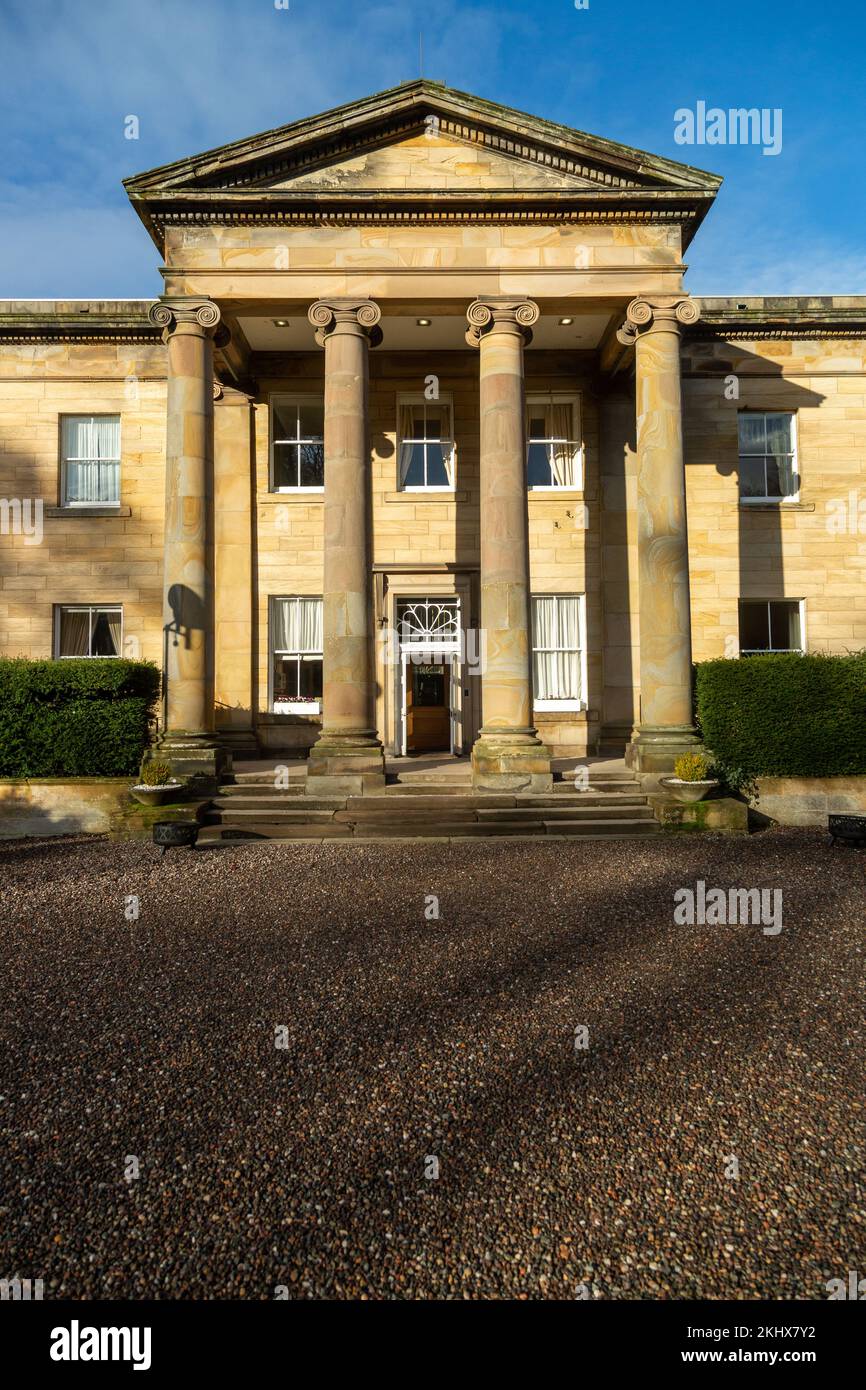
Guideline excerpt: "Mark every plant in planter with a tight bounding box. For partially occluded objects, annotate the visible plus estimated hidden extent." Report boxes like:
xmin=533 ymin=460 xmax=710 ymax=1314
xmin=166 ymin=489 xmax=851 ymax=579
xmin=659 ymin=751 xmax=720 ymax=803
xmin=130 ymin=759 xmax=183 ymax=807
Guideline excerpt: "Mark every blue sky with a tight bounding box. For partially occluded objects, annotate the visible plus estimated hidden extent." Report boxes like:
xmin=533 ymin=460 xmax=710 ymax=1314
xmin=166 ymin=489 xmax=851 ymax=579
xmin=1 ymin=0 xmax=864 ymax=298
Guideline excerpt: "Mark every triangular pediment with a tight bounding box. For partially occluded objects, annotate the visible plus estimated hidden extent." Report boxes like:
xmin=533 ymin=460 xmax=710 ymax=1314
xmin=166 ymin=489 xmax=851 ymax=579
xmin=259 ymin=129 xmax=604 ymax=194
xmin=124 ymin=80 xmax=721 ymax=248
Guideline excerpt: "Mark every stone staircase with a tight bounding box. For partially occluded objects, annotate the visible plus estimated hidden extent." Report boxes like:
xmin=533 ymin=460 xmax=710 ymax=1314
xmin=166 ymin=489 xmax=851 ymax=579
xmin=198 ymin=766 xmax=661 ymax=842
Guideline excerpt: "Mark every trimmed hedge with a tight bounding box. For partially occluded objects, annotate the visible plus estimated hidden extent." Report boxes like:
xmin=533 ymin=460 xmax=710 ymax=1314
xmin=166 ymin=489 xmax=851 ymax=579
xmin=0 ymin=659 xmax=160 ymax=777
xmin=695 ymin=651 xmax=866 ymax=778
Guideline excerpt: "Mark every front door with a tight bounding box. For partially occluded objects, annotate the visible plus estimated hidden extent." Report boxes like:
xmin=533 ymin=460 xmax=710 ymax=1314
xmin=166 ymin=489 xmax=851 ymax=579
xmin=406 ymin=660 xmax=450 ymax=752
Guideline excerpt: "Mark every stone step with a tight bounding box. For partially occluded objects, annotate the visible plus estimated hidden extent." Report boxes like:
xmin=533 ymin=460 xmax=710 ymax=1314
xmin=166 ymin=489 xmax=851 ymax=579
xmin=219 ymin=783 xmax=305 ymax=797
xmin=202 ymin=808 xmax=337 ymax=825
xmin=513 ymin=793 xmax=647 ymax=808
xmin=211 ymin=795 xmax=344 ymax=811
xmin=200 ymin=822 xmax=351 ymax=841
xmin=229 ymin=770 xmax=307 ymax=785
xmin=544 ymin=817 xmax=660 ymax=836
xmin=477 ymin=804 xmax=655 ymax=822
xmin=199 ymin=816 xmax=660 ymax=842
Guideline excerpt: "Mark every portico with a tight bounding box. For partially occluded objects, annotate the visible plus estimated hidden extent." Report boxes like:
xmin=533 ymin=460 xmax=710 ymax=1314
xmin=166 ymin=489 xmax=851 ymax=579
xmin=122 ymin=80 xmax=721 ymax=790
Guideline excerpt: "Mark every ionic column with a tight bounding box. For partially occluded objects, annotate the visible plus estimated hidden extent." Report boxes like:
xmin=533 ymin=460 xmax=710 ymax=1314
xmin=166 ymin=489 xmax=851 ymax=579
xmin=148 ymin=296 xmax=227 ymax=787
xmin=466 ymin=298 xmax=552 ymax=792
xmin=616 ymin=295 xmax=701 ymax=772
xmin=305 ymin=299 xmax=385 ymax=797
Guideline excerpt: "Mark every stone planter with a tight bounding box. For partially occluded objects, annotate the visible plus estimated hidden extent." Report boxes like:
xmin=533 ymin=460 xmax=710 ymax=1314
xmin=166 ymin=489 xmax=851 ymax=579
xmin=130 ymin=784 xmax=183 ymax=807
xmin=659 ymin=777 xmax=720 ymax=804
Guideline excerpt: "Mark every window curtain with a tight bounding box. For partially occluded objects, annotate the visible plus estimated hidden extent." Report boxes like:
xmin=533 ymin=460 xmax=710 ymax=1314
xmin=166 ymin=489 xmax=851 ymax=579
xmin=107 ymin=612 xmax=122 ymax=656
xmin=532 ymin=596 xmax=580 ymax=701
xmin=63 ymin=416 xmax=120 ymax=503
xmin=398 ymin=403 xmax=418 ymax=487
xmin=548 ymin=403 xmax=576 ymax=487
xmin=273 ymin=597 xmax=323 ymax=653
xmin=60 ymin=609 xmax=90 ymax=656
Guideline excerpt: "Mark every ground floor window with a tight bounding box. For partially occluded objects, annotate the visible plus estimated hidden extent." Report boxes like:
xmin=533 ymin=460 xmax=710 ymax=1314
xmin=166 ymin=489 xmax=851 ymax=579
xmin=739 ymin=599 xmax=804 ymax=654
xmin=531 ymin=594 xmax=584 ymax=709
xmin=271 ymin=596 xmax=323 ymax=712
xmin=54 ymin=604 xmax=122 ymax=657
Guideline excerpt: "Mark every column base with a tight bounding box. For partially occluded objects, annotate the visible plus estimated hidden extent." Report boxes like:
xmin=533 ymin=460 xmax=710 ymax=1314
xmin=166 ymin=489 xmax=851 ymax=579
xmin=145 ymin=732 xmax=231 ymax=795
xmin=305 ymin=733 xmax=386 ymax=797
xmin=626 ymin=724 xmax=701 ymax=775
xmin=471 ymin=729 xmax=553 ymax=793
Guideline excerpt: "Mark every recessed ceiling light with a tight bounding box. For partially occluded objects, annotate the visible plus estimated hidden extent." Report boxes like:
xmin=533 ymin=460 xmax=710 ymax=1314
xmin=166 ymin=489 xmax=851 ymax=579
xmin=559 ymin=317 xmax=574 ymax=326
xmin=272 ymin=318 xmax=290 ymax=328
xmin=416 ymin=318 xmax=432 ymax=327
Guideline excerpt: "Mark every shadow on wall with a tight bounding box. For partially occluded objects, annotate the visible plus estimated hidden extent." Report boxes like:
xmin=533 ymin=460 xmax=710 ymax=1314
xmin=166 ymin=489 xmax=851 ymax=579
xmin=690 ymin=340 xmax=826 ymax=657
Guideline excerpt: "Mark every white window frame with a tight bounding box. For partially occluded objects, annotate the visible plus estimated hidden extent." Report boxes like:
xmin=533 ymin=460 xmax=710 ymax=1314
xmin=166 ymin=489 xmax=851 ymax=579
xmin=269 ymin=595 xmax=324 ymax=713
xmin=737 ymin=410 xmax=800 ymax=503
xmin=53 ymin=604 xmax=123 ymax=658
xmin=269 ymin=394 xmax=325 ymax=494
xmin=396 ymin=394 xmax=456 ymax=492
xmin=60 ymin=414 xmax=121 ymax=508
xmin=531 ymin=593 xmax=587 ymax=712
xmin=525 ymin=394 xmax=583 ymax=492
xmin=738 ymin=599 xmax=806 ymax=655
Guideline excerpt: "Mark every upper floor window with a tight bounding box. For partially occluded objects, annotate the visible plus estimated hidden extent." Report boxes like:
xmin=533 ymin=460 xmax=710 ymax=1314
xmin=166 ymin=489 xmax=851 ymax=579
xmin=61 ymin=415 xmax=120 ymax=506
xmin=738 ymin=412 xmax=799 ymax=501
xmin=55 ymin=604 xmax=122 ymax=658
xmin=271 ymin=596 xmax=323 ymax=712
xmin=398 ymin=397 xmax=454 ymax=490
xmin=739 ymin=600 xmax=804 ymax=655
xmin=531 ymin=594 xmax=585 ymax=710
xmin=526 ymin=396 xmax=582 ymax=490
xmin=271 ymin=396 xmax=324 ymax=491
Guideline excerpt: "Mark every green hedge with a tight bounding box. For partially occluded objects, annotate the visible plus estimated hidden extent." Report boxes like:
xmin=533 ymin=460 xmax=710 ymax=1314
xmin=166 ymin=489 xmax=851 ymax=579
xmin=0 ymin=659 xmax=160 ymax=777
xmin=695 ymin=652 xmax=866 ymax=778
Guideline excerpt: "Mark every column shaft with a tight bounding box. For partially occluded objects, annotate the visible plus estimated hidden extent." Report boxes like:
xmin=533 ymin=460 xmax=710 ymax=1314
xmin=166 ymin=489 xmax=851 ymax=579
xmin=305 ymin=299 xmax=385 ymax=796
xmin=147 ymin=297 xmax=227 ymax=786
xmin=466 ymin=298 xmax=552 ymax=792
xmin=617 ymin=295 xmax=701 ymax=772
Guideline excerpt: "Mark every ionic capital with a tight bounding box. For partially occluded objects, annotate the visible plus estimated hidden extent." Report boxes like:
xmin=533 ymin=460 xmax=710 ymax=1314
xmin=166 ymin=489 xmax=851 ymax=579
xmin=149 ymin=298 xmax=222 ymax=339
xmin=465 ymin=297 xmax=540 ymax=347
xmin=308 ymin=299 xmax=382 ymax=348
xmin=616 ymin=295 xmax=700 ymax=346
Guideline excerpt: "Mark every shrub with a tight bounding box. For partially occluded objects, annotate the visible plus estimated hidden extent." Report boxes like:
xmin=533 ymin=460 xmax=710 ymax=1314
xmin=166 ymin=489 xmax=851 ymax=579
xmin=139 ymin=760 xmax=173 ymax=787
xmin=673 ymin=751 xmax=713 ymax=782
xmin=0 ymin=659 xmax=160 ymax=777
xmin=695 ymin=652 xmax=866 ymax=778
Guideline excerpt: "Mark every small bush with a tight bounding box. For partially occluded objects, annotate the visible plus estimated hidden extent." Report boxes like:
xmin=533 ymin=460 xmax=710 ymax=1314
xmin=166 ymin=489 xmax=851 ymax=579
xmin=695 ymin=652 xmax=866 ymax=778
xmin=139 ymin=760 xmax=173 ymax=787
xmin=673 ymin=751 xmax=713 ymax=782
xmin=0 ymin=658 xmax=160 ymax=777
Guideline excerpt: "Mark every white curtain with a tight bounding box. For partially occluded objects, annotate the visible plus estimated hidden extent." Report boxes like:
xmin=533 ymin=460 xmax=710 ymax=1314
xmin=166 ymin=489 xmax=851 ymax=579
xmin=60 ymin=609 xmax=90 ymax=656
xmin=63 ymin=416 xmax=120 ymax=503
xmin=549 ymin=403 xmax=576 ymax=487
xmin=532 ymin=596 xmax=580 ymax=701
xmin=273 ymin=597 xmax=322 ymax=653
xmin=107 ymin=612 xmax=122 ymax=656
xmin=398 ymin=403 xmax=417 ymax=486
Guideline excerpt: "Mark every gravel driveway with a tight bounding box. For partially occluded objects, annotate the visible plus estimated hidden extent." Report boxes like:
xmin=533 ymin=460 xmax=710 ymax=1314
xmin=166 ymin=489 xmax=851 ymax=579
xmin=1 ymin=829 xmax=863 ymax=1299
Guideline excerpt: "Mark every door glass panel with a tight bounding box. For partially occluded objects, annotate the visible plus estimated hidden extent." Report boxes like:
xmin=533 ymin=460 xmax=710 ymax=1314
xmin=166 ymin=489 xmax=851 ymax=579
xmin=413 ymin=664 xmax=446 ymax=706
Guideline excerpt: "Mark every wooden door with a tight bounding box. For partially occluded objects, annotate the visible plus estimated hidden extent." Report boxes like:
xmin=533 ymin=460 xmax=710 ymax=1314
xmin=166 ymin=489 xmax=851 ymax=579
xmin=406 ymin=661 xmax=450 ymax=752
